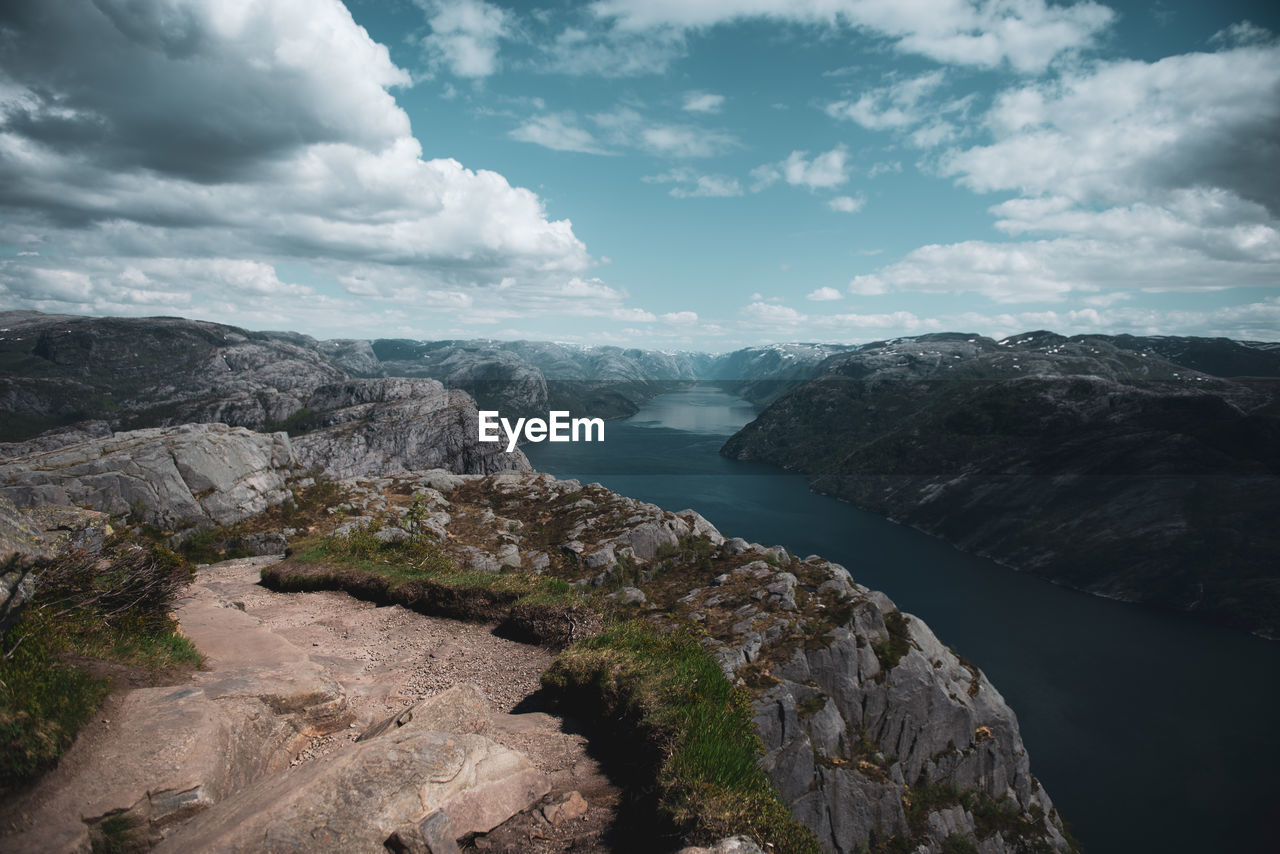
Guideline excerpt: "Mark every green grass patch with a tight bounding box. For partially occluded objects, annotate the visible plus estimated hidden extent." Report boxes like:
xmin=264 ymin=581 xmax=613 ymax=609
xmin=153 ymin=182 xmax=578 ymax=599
xmin=1 ymin=538 xmax=201 ymax=791
xmin=541 ymin=621 xmax=821 ymax=853
xmin=271 ymin=530 xmax=599 ymax=646
xmin=873 ymin=609 xmax=912 ymax=671
xmin=90 ymin=811 xmax=144 ymax=854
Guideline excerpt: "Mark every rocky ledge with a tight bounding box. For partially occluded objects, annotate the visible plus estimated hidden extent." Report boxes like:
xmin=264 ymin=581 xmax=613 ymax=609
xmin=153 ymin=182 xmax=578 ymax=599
xmin=252 ymin=470 xmax=1073 ymax=853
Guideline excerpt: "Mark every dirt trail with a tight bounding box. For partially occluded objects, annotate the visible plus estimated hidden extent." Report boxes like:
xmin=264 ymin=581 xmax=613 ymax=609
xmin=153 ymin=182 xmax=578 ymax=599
xmin=2 ymin=556 xmax=622 ymax=852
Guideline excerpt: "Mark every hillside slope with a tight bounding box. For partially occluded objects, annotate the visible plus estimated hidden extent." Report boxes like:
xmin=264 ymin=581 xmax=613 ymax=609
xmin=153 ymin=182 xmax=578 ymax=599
xmin=723 ymin=332 xmax=1280 ymax=637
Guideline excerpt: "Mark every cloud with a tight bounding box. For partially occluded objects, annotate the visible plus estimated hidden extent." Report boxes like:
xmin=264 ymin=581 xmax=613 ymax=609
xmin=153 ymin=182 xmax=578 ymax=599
xmin=848 ymin=233 xmax=1278 ymax=304
xmin=589 ymin=0 xmax=1114 ymax=73
xmin=683 ymin=91 xmax=726 ymax=113
xmin=828 ymin=195 xmax=865 ymax=213
xmin=754 ymin=145 xmax=850 ymax=190
xmin=1209 ymin=21 xmax=1274 ymax=49
xmin=416 ymin=0 xmax=511 ymax=78
xmin=541 ymin=24 xmax=685 ymax=76
xmin=590 ymin=107 xmax=738 ymax=158
xmin=941 ymin=45 xmax=1280 ymax=213
xmin=807 ymin=286 xmax=844 ymax=301
xmin=510 ymin=114 xmax=610 ymax=154
xmin=826 ymin=70 xmax=947 ymax=130
xmin=0 ymin=0 xmax=606 ymax=332
xmin=837 ymin=43 xmax=1277 ymax=304
xmin=661 ymin=311 xmax=699 ymax=324
xmin=742 ymin=301 xmax=806 ymax=325
xmin=643 ymin=168 xmax=743 ymax=198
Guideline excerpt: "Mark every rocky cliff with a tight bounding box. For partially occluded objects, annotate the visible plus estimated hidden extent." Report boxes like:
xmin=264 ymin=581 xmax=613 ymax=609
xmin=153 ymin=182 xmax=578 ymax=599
xmin=248 ymin=470 xmax=1073 ymax=853
xmin=293 ymin=378 xmax=530 ymax=479
xmin=722 ymin=332 xmax=1280 ymax=637
xmin=0 ymin=423 xmax=297 ymax=527
xmin=0 ymin=311 xmax=351 ymax=439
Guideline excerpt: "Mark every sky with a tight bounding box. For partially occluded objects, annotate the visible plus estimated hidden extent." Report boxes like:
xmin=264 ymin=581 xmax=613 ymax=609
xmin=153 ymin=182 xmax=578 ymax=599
xmin=1 ymin=0 xmax=1278 ymax=351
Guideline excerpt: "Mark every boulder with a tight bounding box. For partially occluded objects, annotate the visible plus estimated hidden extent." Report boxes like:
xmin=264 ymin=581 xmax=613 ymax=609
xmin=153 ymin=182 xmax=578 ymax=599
xmin=0 ymin=424 xmax=295 ymax=527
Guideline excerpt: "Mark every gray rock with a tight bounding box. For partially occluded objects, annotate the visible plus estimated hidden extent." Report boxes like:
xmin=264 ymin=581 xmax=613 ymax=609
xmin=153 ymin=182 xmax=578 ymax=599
xmin=375 ymin=527 xmax=412 ymax=545
xmin=676 ymin=509 xmax=725 ymax=546
xmin=723 ymin=537 xmax=752 ymax=555
xmin=606 ymin=587 xmax=647 ymax=606
xmin=294 ymin=379 xmax=530 ymax=480
xmin=676 ymin=836 xmax=766 ymax=854
xmin=154 ymin=729 xmax=548 ymax=853
xmin=582 ymin=545 xmax=616 ymax=570
xmin=0 ymin=423 xmax=295 ymax=527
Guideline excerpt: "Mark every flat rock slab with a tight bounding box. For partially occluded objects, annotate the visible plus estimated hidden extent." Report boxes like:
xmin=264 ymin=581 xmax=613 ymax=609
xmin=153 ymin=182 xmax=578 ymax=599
xmin=154 ymin=727 xmax=548 ymax=853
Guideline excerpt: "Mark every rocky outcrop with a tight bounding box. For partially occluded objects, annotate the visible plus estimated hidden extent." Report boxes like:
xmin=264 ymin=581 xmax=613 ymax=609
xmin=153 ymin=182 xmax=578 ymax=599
xmin=0 ymin=423 xmax=296 ymax=527
xmin=723 ymin=332 xmax=1280 ymax=638
xmin=2 ymin=557 xmax=551 ymax=854
xmin=0 ymin=312 xmax=350 ymax=439
xmin=302 ymin=471 xmax=1072 ymax=853
xmin=293 ymin=379 xmax=530 ymax=479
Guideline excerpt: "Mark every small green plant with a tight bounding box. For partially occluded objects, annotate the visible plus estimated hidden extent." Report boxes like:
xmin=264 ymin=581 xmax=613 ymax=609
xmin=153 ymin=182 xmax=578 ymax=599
xmin=91 ymin=811 xmax=143 ymax=854
xmin=873 ymin=610 xmax=912 ymax=671
xmin=542 ymin=621 xmax=821 ymax=852
xmin=1 ymin=536 xmax=199 ymax=790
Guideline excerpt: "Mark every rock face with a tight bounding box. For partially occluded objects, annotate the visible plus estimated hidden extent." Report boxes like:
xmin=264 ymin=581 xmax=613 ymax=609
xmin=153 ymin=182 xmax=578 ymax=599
xmin=318 ymin=471 xmax=1072 ymax=853
xmin=2 ymin=558 xmax=551 ymax=854
xmin=293 ymin=379 xmax=530 ymax=479
xmin=0 ymin=423 xmax=296 ymax=527
xmin=723 ymin=331 xmax=1280 ymax=638
xmin=0 ymin=311 xmax=349 ymax=439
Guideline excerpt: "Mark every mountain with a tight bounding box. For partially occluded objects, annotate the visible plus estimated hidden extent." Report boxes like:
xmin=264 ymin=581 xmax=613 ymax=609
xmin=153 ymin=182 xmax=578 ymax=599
xmin=0 ymin=311 xmax=352 ymax=439
xmin=722 ymin=331 xmax=1280 ymax=637
xmin=0 ymin=312 xmax=856 ymax=440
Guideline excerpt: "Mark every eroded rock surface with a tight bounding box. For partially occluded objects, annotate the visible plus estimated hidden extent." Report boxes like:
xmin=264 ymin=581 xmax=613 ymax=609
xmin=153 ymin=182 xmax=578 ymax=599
xmin=0 ymin=424 xmax=295 ymax=527
xmin=294 ymin=378 xmax=529 ymax=479
xmin=0 ymin=556 xmax=584 ymax=853
xmin=276 ymin=471 xmax=1073 ymax=854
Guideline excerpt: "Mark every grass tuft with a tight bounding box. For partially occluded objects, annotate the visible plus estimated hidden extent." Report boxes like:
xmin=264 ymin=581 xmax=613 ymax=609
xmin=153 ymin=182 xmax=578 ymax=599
xmin=542 ymin=621 xmax=821 ymax=853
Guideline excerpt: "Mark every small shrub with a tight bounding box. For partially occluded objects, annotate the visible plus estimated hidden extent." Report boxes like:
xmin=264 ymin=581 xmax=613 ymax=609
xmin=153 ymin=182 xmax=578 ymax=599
xmin=873 ymin=610 xmax=912 ymax=671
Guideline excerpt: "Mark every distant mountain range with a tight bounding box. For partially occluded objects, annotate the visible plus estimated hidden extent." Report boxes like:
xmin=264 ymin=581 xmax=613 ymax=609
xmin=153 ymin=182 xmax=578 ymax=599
xmin=722 ymin=331 xmax=1280 ymax=637
xmin=0 ymin=311 xmax=848 ymax=439
xmin=4 ymin=311 xmax=1278 ymax=636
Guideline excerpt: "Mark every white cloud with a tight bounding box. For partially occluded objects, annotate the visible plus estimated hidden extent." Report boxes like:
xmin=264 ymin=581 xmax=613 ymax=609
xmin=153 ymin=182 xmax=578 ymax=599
xmin=843 ymin=43 xmax=1280 ymax=304
xmin=417 ymin=0 xmax=511 ymax=78
xmin=661 ymin=311 xmax=699 ymax=324
xmin=510 ymin=114 xmax=610 ymax=154
xmin=683 ymin=91 xmax=726 ymax=113
xmin=0 ymin=0 xmax=610 ymax=332
xmin=1209 ymin=21 xmax=1274 ymax=49
xmin=589 ymin=0 xmax=1114 ymax=73
xmin=828 ymin=195 xmax=865 ymax=213
xmin=644 ymin=168 xmax=743 ymax=198
xmin=742 ymin=301 xmax=805 ymax=324
xmin=755 ymin=145 xmax=850 ymax=191
xmin=848 ymin=234 xmax=1278 ymax=304
xmin=941 ymin=45 xmax=1280 ymax=211
xmin=827 ymin=70 xmax=947 ymax=130
xmin=542 ymin=24 xmax=685 ymax=76
xmin=640 ymin=125 xmax=738 ymax=158
xmin=807 ymin=286 xmax=844 ymax=301
xmin=590 ymin=107 xmax=738 ymax=158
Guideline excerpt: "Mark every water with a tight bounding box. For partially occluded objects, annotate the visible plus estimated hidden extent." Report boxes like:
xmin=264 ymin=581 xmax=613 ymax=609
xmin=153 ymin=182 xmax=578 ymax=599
xmin=525 ymin=386 xmax=1280 ymax=853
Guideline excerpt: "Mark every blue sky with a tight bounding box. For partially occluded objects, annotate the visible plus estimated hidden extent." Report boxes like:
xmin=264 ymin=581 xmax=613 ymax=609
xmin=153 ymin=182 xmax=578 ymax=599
xmin=1 ymin=0 xmax=1278 ymax=349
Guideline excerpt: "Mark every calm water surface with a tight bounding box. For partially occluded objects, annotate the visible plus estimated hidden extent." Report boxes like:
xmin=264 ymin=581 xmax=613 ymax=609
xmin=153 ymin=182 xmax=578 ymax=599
xmin=525 ymin=386 xmax=1280 ymax=853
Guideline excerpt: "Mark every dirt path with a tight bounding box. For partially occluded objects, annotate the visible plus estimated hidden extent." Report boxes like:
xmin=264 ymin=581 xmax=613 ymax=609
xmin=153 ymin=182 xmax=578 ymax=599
xmin=204 ymin=557 xmax=624 ymax=851
xmin=2 ymin=556 xmax=623 ymax=852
